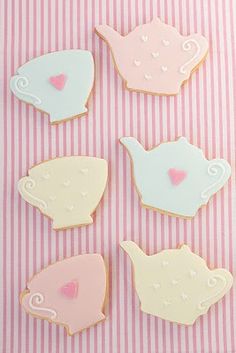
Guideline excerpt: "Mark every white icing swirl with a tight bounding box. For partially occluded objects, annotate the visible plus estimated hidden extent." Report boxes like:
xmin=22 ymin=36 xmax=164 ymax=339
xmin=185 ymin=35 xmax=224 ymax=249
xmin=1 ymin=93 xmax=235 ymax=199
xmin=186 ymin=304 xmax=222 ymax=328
xmin=179 ymin=39 xmax=201 ymax=74
xmin=13 ymin=76 xmax=42 ymax=105
xmin=201 ymin=162 xmax=226 ymax=200
xmin=29 ymin=292 xmax=57 ymax=319
xmin=198 ymin=275 xmax=227 ymax=310
xmin=21 ymin=177 xmax=47 ymax=210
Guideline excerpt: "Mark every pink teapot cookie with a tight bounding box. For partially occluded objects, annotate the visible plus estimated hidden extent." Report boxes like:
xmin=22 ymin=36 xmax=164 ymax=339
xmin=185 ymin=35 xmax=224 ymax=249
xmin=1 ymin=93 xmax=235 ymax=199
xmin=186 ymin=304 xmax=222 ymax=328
xmin=20 ymin=254 xmax=107 ymax=335
xmin=96 ymin=18 xmax=208 ymax=95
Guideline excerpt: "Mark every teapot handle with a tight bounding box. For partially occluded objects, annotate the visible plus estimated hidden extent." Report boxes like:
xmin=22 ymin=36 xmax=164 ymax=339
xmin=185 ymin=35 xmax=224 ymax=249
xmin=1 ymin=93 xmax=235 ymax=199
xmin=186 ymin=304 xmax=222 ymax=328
xmin=198 ymin=270 xmax=232 ymax=311
xmin=200 ymin=159 xmax=231 ymax=200
xmin=18 ymin=176 xmax=48 ymax=210
xmin=10 ymin=74 xmax=42 ymax=105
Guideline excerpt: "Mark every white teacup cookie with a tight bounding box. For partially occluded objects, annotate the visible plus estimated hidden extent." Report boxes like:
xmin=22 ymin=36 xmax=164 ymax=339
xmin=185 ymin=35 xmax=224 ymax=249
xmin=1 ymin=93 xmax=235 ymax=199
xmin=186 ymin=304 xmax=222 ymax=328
xmin=96 ymin=18 xmax=208 ymax=95
xmin=18 ymin=156 xmax=108 ymax=230
xmin=120 ymin=136 xmax=231 ymax=218
xmin=121 ymin=241 xmax=233 ymax=325
xmin=10 ymin=50 xmax=94 ymax=124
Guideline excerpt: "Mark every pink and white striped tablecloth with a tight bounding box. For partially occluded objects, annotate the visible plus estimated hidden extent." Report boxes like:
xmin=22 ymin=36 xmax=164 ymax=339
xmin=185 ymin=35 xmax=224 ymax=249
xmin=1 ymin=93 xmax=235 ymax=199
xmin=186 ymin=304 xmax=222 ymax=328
xmin=0 ymin=1 xmax=236 ymax=352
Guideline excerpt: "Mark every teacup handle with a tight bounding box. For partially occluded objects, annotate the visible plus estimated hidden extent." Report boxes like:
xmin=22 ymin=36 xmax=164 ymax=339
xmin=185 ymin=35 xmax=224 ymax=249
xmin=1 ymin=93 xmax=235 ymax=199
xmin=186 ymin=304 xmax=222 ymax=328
xmin=200 ymin=159 xmax=231 ymax=200
xmin=198 ymin=273 xmax=228 ymax=311
xmin=18 ymin=176 xmax=47 ymax=210
xmin=28 ymin=292 xmax=57 ymax=319
xmin=10 ymin=75 xmax=42 ymax=105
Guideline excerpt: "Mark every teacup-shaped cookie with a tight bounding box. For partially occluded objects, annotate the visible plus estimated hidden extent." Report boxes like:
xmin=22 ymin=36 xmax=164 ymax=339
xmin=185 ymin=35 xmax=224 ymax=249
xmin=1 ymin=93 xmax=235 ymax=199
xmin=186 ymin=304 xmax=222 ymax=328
xmin=10 ymin=50 xmax=94 ymax=124
xmin=121 ymin=241 xmax=233 ymax=325
xmin=20 ymin=254 xmax=107 ymax=335
xmin=18 ymin=156 xmax=108 ymax=230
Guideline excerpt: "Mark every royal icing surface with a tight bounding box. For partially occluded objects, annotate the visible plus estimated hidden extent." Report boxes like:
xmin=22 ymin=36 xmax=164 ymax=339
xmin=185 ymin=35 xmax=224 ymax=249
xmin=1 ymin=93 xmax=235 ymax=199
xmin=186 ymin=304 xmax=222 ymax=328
xmin=96 ymin=18 xmax=208 ymax=95
xmin=120 ymin=136 xmax=231 ymax=218
xmin=21 ymin=254 xmax=106 ymax=335
xmin=10 ymin=50 xmax=94 ymax=124
xmin=121 ymin=241 xmax=233 ymax=325
xmin=18 ymin=156 xmax=108 ymax=230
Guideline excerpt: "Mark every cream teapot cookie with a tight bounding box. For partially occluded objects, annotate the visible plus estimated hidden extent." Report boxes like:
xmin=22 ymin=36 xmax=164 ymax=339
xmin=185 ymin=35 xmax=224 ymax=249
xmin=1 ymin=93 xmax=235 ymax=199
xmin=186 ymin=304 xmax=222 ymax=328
xmin=120 ymin=136 xmax=231 ymax=218
xmin=20 ymin=253 xmax=107 ymax=335
xmin=18 ymin=156 xmax=108 ymax=230
xmin=121 ymin=241 xmax=233 ymax=325
xmin=96 ymin=18 xmax=208 ymax=95
xmin=10 ymin=50 xmax=94 ymax=124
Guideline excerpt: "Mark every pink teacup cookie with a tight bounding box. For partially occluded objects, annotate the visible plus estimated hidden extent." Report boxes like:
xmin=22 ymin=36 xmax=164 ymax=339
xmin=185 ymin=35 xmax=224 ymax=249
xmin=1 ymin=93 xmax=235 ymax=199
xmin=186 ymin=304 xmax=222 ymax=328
xmin=20 ymin=254 xmax=107 ymax=335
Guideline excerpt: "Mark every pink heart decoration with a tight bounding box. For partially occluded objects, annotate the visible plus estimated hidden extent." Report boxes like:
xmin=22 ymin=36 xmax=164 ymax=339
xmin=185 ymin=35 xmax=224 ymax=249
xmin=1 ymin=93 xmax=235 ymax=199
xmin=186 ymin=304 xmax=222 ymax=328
xmin=49 ymin=74 xmax=67 ymax=90
xmin=168 ymin=168 xmax=187 ymax=186
xmin=60 ymin=280 xmax=78 ymax=299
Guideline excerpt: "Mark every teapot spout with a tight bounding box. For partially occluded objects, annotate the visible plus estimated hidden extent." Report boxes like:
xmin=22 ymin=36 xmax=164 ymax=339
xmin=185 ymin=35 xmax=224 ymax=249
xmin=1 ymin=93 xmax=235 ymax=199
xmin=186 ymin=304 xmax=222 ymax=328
xmin=95 ymin=25 xmax=123 ymax=47
xmin=120 ymin=241 xmax=146 ymax=265
xmin=120 ymin=137 xmax=146 ymax=162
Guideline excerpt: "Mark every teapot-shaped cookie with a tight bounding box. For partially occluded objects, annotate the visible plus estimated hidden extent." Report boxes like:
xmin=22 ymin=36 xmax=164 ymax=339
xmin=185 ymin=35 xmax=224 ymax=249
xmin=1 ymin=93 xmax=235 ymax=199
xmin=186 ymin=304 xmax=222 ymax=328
xmin=121 ymin=241 xmax=233 ymax=325
xmin=96 ymin=18 xmax=208 ymax=95
xmin=20 ymin=254 xmax=107 ymax=335
xmin=18 ymin=156 xmax=108 ymax=230
xmin=120 ymin=136 xmax=231 ymax=218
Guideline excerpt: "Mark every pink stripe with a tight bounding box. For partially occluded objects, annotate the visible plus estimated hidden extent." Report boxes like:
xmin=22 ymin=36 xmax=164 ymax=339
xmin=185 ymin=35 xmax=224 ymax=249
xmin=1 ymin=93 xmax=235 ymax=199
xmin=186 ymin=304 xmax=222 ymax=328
xmin=227 ymin=1 xmax=236 ymax=351
xmin=10 ymin=0 xmax=16 ymax=352
xmin=1 ymin=1 xmax=236 ymax=353
xmin=17 ymin=2 xmax=23 ymax=352
xmin=2 ymin=0 xmax=8 ymax=352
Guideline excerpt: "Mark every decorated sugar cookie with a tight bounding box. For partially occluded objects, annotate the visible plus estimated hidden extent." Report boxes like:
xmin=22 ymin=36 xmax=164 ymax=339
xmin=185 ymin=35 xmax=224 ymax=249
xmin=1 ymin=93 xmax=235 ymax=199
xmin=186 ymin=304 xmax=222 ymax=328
xmin=96 ymin=18 xmax=208 ymax=95
xmin=20 ymin=254 xmax=107 ymax=335
xmin=18 ymin=156 xmax=108 ymax=230
xmin=10 ymin=50 xmax=94 ymax=124
xmin=120 ymin=137 xmax=231 ymax=218
xmin=121 ymin=241 xmax=233 ymax=325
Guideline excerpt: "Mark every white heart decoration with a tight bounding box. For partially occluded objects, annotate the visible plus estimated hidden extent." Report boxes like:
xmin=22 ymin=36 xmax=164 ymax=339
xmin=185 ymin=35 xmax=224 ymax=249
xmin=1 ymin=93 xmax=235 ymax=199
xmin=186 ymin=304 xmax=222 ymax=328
xmin=161 ymin=66 xmax=168 ymax=72
xmin=134 ymin=60 xmax=141 ymax=67
xmin=152 ymin=52 xmax=159 ymax=58
xmin=141 ymin=35 xmax=148 ymax=42
xmin=162 ymin=39 xmax=170 ymax=46
xmin=144 ymin=74 xmax=152 ymax=80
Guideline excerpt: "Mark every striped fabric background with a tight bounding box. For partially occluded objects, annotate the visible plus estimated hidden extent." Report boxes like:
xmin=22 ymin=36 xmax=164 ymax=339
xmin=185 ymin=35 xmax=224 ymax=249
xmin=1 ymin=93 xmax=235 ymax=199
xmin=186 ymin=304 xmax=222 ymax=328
xmin=0 ymin=0 xmax=236 ymax=352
